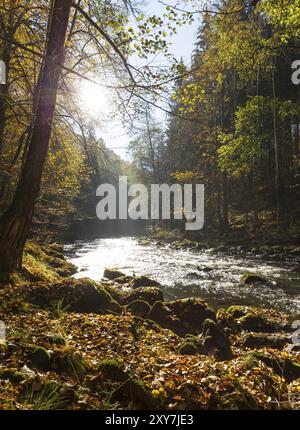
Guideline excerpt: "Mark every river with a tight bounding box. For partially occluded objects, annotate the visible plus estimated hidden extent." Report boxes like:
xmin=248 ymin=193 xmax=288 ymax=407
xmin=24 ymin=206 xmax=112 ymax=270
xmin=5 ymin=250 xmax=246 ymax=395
xmin=65 ymin=237 xmax=300 ymax=315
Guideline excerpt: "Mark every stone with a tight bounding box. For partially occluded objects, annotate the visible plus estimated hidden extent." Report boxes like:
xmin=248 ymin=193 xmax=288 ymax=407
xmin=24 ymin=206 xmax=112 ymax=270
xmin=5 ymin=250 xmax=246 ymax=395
xmin=104 ymin=269 xmax=126 ymax=281
xmin=123 ymin=287 xmax=164 ymax=306
xmin=149 ymin=298 xmax=216 ymax=336
xmin=131 ymin=276 xmax=161 ymax=289
xmin=27 ymin=278 xmax=121 ymax=314
xmin=126 ymin=300 xmax=151 ymax=318
xmin=202 ymin=319 xmax=233 ymax=361
xmin=241 ymin=273 xmax=270 ymax=286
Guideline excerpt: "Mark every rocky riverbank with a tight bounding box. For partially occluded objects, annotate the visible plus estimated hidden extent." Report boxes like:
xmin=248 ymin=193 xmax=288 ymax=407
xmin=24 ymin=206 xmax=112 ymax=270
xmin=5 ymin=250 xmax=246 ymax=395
xmin=0 ymin=241 xmax=300 ymax=410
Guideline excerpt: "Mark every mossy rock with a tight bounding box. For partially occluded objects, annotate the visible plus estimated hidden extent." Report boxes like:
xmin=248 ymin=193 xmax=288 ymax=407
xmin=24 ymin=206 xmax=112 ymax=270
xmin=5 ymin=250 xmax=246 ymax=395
xmin=238 ymin=313 xmax=278 ymax=333
xmin=104 ymin=269 xmax=126 ymax=281
xmin=241 ymin=273 xmax=269 ymax=286
xmin=227 ymin=305 xmax=248 ymax=319
xmin=103 ymin=285 xmax=125 ymax=304
xmin=98 ymin=359 xmax=127 ymax=382
xmin=246 ymin=352 xmax=300 ymax=383
xmin=126 ymin=300 xmax=151 ymax=318
xmin=27 ymin=278 xmax=121 ymax=315
xmin=131 ymin=276 xmax=162 ymax=289
xmin=149 ymin=298 xmax=216 ymax=336
xmin=114 ymin=276 xmax=134 ymax=285
xmin=28 ymin=347 xmax=52 ymax=371
xmin=202 ymin=319 xmax=233 ymax=361
xmin=98 ymin=359 xmax=157 ymax=409
xmin=124 ymin=287 xmax=164 ymax=306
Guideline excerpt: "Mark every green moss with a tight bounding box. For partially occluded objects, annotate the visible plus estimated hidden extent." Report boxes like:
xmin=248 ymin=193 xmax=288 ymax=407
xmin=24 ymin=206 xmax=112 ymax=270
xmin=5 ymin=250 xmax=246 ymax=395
xmin=227 ymin=306 xmax=248 ymax=319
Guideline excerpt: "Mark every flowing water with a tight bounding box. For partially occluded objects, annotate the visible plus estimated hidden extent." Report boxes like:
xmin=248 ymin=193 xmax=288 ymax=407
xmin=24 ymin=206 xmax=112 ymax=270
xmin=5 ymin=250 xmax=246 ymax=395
xmin=65 ymin=237 xmax=300 ymax=315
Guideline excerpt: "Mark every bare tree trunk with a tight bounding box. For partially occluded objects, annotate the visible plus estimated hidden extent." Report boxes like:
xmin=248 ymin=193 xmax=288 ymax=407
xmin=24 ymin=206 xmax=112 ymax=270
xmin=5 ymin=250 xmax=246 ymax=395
xmin=0 ymin=0 xmax=72 ymax=273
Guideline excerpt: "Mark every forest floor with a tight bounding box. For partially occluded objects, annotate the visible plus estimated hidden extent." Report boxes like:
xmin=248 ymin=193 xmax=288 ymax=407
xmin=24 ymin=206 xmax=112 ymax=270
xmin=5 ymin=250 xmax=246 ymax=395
xmin=0 ymin=240 xmax=300 ymax=410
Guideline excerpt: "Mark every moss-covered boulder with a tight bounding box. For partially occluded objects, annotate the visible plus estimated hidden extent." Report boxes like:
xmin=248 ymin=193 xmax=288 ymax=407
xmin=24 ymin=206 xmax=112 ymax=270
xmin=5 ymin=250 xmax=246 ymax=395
xmin=238 ymin=313 xmax=279 ymax=333
xmin=98 ymin=359 xmax=157 ymax=409
xmin=241 ymin=273 xmax=270 ymax=286
xmin=149 ymin=298 xmax=216 ymax=336
xmin=26 ymin=278 xmax=121 ymax=314
xmin=131 ymin=276 xmax=162 ymax=289
xmin=202 ymin=319 xmax=233 ymax=361
xmin=123 ymin=287 xmax=164 ymax=306
xmin=126 ymin=300 xmax=151 ymax=318
xmin=28 ymin=347 xmax=52 ymax=371
xmin=103 ymin=269 xmax=126 ymax=281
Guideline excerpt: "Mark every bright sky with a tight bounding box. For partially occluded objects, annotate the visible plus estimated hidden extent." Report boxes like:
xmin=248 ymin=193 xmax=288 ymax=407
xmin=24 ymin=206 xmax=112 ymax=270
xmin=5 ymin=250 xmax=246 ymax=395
xmin=98 ymin=0 xmax=200 ymax=160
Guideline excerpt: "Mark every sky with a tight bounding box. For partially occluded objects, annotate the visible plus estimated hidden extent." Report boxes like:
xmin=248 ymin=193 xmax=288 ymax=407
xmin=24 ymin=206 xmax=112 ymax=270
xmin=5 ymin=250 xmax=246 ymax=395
xmin=98 ymin=0 xmax=200 ymax=161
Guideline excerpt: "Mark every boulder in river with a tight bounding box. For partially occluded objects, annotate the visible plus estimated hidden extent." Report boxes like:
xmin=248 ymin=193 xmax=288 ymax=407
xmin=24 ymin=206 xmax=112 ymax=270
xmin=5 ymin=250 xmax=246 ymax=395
xmin=149 ymin=298 xmax=216 ymax=336
xmin=241 ymin=273 xmax=270 ymax=286
xmin=103 ymin=269 xmax=126 ymax=281
xmin=131 ymin=276 xmax=162 ymax=289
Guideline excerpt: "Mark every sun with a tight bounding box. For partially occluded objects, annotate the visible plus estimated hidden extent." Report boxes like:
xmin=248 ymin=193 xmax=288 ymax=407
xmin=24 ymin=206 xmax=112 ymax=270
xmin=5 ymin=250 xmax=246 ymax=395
xmin=78 ymin=79 xmax=110 ymax=117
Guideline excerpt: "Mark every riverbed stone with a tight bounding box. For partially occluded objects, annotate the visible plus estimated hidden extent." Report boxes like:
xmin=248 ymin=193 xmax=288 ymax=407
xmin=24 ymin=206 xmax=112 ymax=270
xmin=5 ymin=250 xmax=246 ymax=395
xmin=241 ymin=273 xmax=270 ymax=286
xmin=104 ymin=269 xmax=126 ymax=281
xmin=149 ymin=298 xmax=216 ymax=336
xmin=131 ymin=276 xmax=162 ymax=289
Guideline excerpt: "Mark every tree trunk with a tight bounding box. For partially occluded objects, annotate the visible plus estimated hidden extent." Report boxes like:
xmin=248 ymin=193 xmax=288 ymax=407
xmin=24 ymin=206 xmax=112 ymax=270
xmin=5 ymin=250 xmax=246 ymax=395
xmin=0 ymin=0 xmax=72 ymax=274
